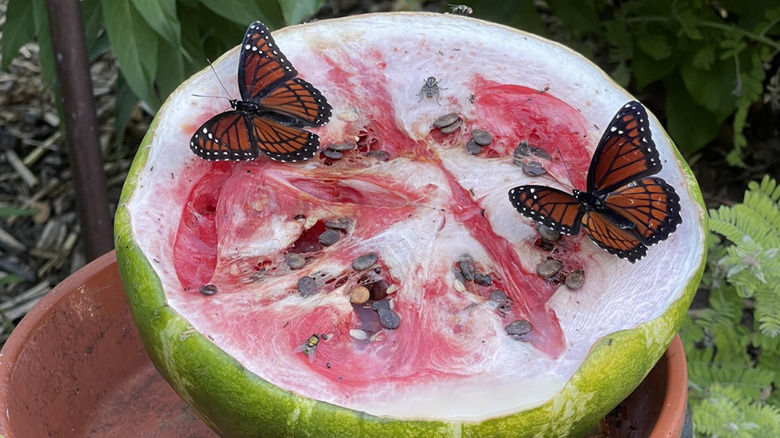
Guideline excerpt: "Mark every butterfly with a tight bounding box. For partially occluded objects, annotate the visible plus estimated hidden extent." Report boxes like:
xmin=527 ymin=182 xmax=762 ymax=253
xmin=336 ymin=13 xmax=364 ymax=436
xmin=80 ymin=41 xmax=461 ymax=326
xmin=508 ymin=101 xmax=682 ymax=262
xmin=190 ymin=21 xmax=332 ymax=162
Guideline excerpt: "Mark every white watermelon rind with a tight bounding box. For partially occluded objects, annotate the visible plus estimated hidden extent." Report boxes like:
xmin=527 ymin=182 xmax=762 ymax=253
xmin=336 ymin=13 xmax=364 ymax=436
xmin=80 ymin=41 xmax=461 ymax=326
xmin=114 ymin=12 xmax=707 ymax=437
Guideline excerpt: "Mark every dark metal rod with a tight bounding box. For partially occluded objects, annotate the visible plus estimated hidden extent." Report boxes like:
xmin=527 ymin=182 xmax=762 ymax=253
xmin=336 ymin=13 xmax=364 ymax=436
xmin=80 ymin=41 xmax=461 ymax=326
xmin=46 ymin=0 xmax=113 ymax=260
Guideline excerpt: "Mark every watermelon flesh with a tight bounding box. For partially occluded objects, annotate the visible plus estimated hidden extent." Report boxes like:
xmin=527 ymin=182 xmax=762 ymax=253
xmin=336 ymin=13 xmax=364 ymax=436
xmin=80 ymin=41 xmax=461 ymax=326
xmin=121 ymin=13 xmax=705 ymax=427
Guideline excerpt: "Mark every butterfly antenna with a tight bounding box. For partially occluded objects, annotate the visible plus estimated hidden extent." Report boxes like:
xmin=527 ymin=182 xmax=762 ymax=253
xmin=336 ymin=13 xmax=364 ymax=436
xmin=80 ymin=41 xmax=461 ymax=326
xmin=553 ymin=142 xmax=576 ymax=187
xmin=207 ymin=58 xmax=234 ymax=100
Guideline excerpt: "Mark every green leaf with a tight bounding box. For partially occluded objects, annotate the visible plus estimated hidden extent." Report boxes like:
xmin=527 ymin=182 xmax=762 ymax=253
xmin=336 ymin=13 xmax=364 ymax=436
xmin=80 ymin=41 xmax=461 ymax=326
xmin=676 ymin=9 xmax=703 ymax=40
xmin=196 ymin=0 xmax=284 ymax=30
xmin=278 ymin=0 xmax=323 ymax=25
xmin=692 ymin=44 xmax=717 ymax=70
xmin=103 ymin=0 xmax=160 ymax=109
xmin=637 ymin=33 xmax=672 ymax=60
xmin=465 ymin=0 xmax=547 ymax=36
xmin=155 ymin=40 xmax=186 ymax=103
xmin=113 ymin=73 xmax=138 ymax=149
xmin=681 ymin=58 xmax=738 ymax=122
xmin=81 ymin=0 xmax=104 ymax=52
xmin=631 ymin=50 xmax=680 ymax=90
xmin=1 ymin=0 xmax=36 ymax=70
xmin=0 ymin=206 xmax=35 ymax=217
xmin=130 ymin=0 xmax=181 ymax=46
xmin=664 ymin=76 xmax=719 ymax=154
xmin=31 ymin=0 xmax=55 ymax=86
xmin=546 ymin=0 xmax=601 ymax=35
xmin=0 ymin=274 xmax=25 ymax=287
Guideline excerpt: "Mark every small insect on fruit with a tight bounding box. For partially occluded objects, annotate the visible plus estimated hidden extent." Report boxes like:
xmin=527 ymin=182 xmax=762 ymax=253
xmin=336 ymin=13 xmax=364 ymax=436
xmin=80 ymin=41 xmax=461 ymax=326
xmin=295 ymin=334 xmax=320 ymax=363
xmin=417 ymin=76 xmax=447 ymax=105
xmin=508 ymin=101 xmax=682 ymax=262
xmin=449 ymin=4 xmax=473 ymax=15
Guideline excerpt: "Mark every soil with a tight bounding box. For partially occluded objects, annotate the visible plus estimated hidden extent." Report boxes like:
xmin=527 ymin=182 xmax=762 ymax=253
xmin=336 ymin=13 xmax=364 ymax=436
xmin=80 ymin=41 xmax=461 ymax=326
xmin=0 ymin=0 xmax=777 ymax=345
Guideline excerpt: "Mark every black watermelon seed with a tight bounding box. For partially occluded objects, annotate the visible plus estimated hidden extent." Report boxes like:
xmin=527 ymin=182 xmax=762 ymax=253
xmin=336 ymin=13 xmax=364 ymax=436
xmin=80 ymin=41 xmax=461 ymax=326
xmin=297 ymin=276 xmax=317 ymax=297
xmin=471 ymin=129 xmax=492 ymax=146
xmin=440 ymin=119 xmax=462 ymax=134
xmin=505 ymin=319 xmax=532 ymax=338
xmin=318 ymin=229 xmax=341 ymax=246
xmin=284 ymin=253 xmax=306 ymax=270
xmin=458 ymin=255 xmax=476 ymax=281
xmin=323 ymin=148 xmax=344 ymax=160
xmin=530 ymin=145 xmax=552 ymax=160
xmin=465 ymin=139 xmax=483 ymax=155
xmin=367 ymin=280 xmax=389 ymax=301
xmin=199 ymin=284 xmax=218 ymax=296
xmin=565 ymin=269 xmax=585 ymax=290
xmin=329 ymin=142 xmax=357 ymax=151
xmin=474 ymin=273 xmax=493 ymax=286
xmin=488 ymin=289 xmax=509 ymax=304
xmin=352 ymin=253 xmax=378 ymax=271
xmin=522 ymin=161 xmax=547 ymax=177
xmin=325 ymin=217 xmax=352 ymax=231
xmin=537 ymin=259 xmax=563 ymax=279
xmin=432 ymin=112 xmax=460 ymax=128
xmin=372 ymin=301 xmax=401 ymax=330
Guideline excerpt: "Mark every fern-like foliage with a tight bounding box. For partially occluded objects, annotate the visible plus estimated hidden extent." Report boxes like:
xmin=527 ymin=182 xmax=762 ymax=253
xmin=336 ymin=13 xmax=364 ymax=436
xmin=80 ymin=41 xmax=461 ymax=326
xmin=709 ymin=175 xmax=780 ymax=335
xmin=692 ymin=384 xmax=780 ymax=438
xmin=685 ymin=175 xmax=780 ymax=437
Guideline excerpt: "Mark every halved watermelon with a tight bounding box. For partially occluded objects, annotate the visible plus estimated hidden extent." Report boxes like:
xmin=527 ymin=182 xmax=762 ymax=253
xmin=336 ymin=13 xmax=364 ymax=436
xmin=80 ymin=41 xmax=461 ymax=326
xmin=115 ymin=12 xmax=706 ymax=437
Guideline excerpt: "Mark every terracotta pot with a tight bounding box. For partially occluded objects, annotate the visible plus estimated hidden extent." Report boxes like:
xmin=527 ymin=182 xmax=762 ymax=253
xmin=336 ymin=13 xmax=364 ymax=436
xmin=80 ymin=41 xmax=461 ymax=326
xmin=0 ymin=252 xmax=688 ymax=437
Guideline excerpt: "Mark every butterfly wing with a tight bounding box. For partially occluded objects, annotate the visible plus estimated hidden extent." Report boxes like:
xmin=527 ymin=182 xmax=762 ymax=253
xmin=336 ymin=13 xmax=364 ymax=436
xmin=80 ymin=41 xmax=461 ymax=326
xmin=588 ymin=101 xmax=662 ymax=195
xmin=249 ymin=116 xmax=319 ymax=162
xmin=603 ymin=177 xmax=682 ymax=245
xmin=190 ymin=111 xmax=259 ymax=161
xmin=259 ymin=77 xmax=332 ymax=127
xmin=581 ymin=210 xmax=647 ymax=262
xmin=508 ymin=185 xmax=585 ymax=235
xmin=238 ymin=21 xmax=297 ymax=101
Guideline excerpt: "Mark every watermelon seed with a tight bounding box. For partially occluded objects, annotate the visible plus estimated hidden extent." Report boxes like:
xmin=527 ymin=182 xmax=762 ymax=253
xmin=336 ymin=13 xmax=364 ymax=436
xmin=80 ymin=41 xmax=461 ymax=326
xmin=505 ymin=320 xmax=533 ymax=339
xmin=453 ymin=268 xmax=466 ymax=284
xmin=318 ymin=229 xmax=341 ymax=246
xmin=474 ymin=273 xmax=493 ymax=286
xmin=327 ymin=362 xmax=332 ymax=368
xmin=352 ymin=253 xmax=378 ymax=271
xmin=465 ymin=139 xmax=483 ymax=155
xmin=432 ymin=112 xmax=459 ymax=128
xmin=471 ymin=129 xmax=492 ymax=146
xmin=565 ymin=269 xmax=585 ymax=290
xmin=372 ymin=300 xmax=401 ymax=330
xmin=349 ymin=329 xmax=369 ymax=341
xmin=322 ymin=148 xmax=344 ymax=160
xmin=329 ymin=141 xmax=357 ymax=151
xmin=440 ymin=119 xmax=462 ymax=134
xmin=350 ymin=286 xmax=370 ymax=304
xmin=522 ymin=161 xmax=547 ymax=177
xmin=367 ymin=280 xmax=389 ymax=301
xmin=458 ymin=255 xmax=476 ymax=281
xmin=325 ymin=217 xmax=352 ymax=231
xmin=537 ymin=259 xmax=563 ymax=279
xmin=385 ymin=284 xmax=399 ymax=294
xmin=453 ymin=279 xmax=467 ymax=293
xmin=297 ymin=276 xmax=317 ymax=297
xmin=284 ymin=253 xmax=306 ymax=270
xmin=488 ymin=289 xmax=512 ymax=316
xmin=536 ymin=223 xmax=561 ymax=242
xmin=199 ymin=284 xmax=218 ymax=296
xmin=366 ymin=150 xmax=391 ymax=161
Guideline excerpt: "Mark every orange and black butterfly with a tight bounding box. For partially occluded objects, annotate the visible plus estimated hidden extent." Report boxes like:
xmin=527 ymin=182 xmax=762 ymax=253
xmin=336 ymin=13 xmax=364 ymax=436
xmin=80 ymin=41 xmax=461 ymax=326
xmin=508 ymin=101 xmax=682 ymax=262
xmin=190 ymin=21 xmax=331 ymax=162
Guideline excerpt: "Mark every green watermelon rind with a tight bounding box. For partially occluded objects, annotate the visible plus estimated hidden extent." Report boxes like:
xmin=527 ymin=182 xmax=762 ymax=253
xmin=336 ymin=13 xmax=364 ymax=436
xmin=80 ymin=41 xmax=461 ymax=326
xmin=115 ymin=112 xmax=705 ymax=438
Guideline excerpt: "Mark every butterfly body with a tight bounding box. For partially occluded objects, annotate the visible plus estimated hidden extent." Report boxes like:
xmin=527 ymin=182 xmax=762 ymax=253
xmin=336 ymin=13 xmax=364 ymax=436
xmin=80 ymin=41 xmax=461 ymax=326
xmin=509 ymin=101 xmax=682 ymax=262
xmin=190 ymin=21 xmax=331 ymax=163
